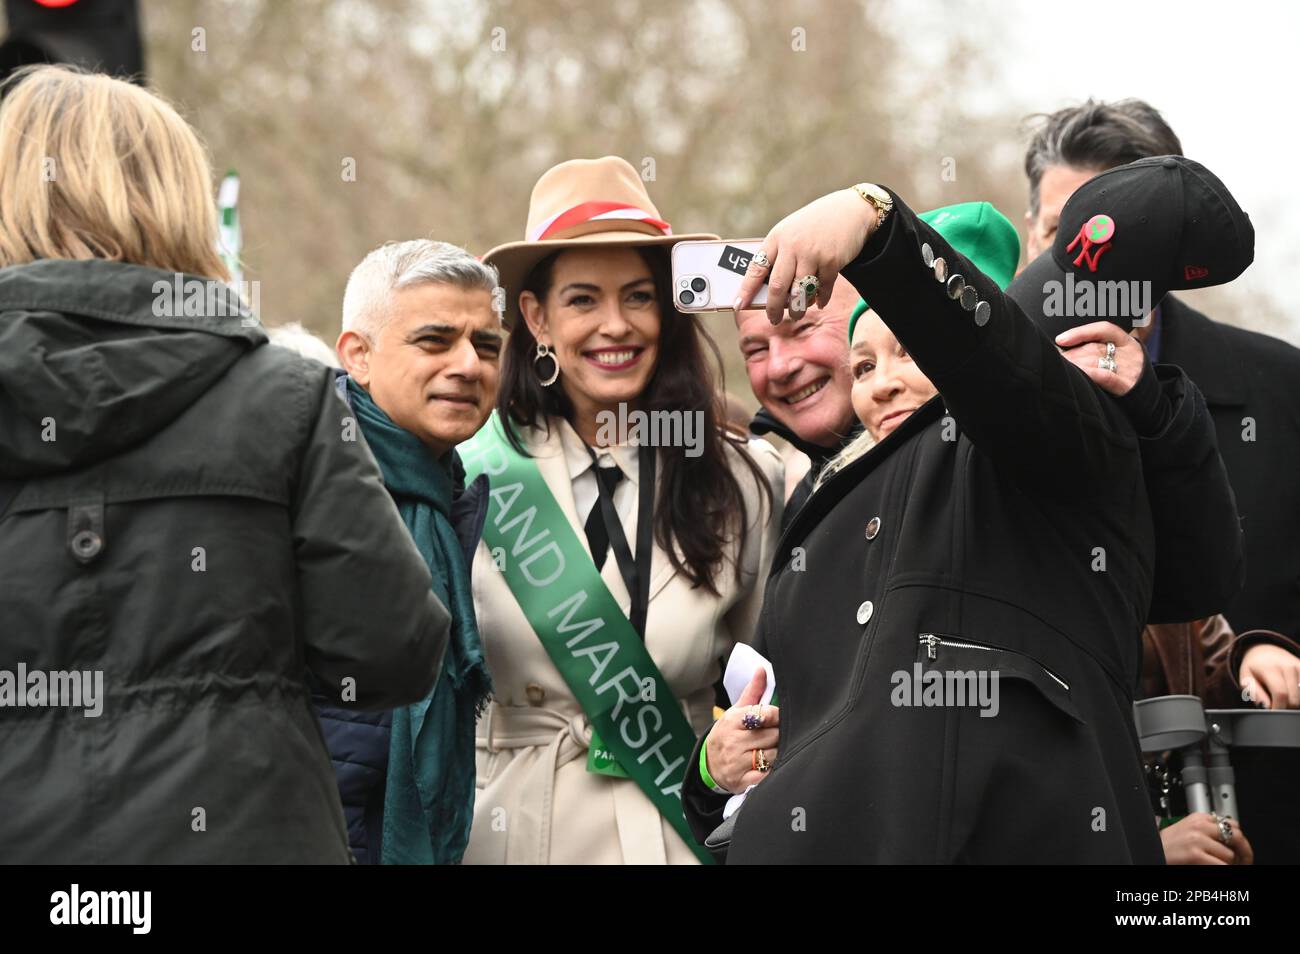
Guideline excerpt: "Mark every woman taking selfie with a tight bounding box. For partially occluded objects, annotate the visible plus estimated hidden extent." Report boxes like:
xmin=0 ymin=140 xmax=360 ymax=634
xmin=682 ymin=179 xmax=1204 ymax=863
xmin=459 ymin=157 xmax=782 ymax=864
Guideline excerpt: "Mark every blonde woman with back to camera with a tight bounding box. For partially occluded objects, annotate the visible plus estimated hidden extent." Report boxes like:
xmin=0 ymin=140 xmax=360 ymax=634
xmin=0 ymin=66 xmax=450 ymax=863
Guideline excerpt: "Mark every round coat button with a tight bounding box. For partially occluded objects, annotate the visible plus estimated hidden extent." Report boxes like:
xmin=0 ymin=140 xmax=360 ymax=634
xmin=1162 ymin=157 xmax=1178 ymax=168
xmin=525 ymin=683 xmax=546 ymax=706
xmin=864 ymin=516 xmax=881 ymax=540
xmin=921 ymin=243 xmax=935 ymax=267
xmin=960 ymin=286 xmax=978 ymax=311
xmin=946 ymin=274 xmax=964 ymax=300
xmin=974 ymin=300 xmax=991 ymax=327
xmin=856 ymin=600 xmax=874 ymax=625
xmin=933 ymin=257 xmax=947 ymax=283
xmin=71 ymin=530 xmax=102 ymax=560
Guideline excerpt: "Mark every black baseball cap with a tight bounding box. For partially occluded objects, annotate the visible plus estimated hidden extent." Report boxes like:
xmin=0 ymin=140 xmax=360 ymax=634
xmin=1008 ymin=155 xmax=1254 ymax=334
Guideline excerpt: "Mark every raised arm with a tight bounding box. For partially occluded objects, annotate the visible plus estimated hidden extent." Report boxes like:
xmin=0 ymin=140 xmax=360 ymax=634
xmin=735 ymin=187 xmax=1140 ymax=497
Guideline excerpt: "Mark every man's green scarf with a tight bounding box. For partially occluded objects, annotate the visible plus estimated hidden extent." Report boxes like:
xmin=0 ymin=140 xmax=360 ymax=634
xmin=347 ymin=378 xmax=491 ymax=864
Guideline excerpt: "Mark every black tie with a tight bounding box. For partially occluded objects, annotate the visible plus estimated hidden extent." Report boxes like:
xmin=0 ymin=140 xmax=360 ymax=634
xmin=584 ymin=460 xmax=624 ymax=570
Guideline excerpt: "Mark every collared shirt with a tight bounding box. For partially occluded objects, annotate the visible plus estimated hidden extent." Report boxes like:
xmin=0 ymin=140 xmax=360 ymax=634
xmin=556 ymin=417 xmax=639 ymax=545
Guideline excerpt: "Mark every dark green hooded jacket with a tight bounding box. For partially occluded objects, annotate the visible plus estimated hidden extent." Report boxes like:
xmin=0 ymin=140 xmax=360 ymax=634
xmin=0 ymin=259 xmax=450 ymax=863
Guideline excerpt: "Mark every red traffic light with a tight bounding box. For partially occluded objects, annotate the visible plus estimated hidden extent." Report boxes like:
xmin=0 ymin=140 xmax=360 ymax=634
xmin=1 ymin=0 xmax=143 ymax=83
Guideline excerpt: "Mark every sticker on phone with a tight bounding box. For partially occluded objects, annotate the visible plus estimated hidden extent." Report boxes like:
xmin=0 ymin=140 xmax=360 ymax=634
xmin=718 ymin=245 xmax=756 ymax=277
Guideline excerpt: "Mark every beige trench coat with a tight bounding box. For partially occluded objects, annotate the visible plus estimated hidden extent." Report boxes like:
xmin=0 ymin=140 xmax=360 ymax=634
xmin=463 ymin=416 xmax=783 ymax=864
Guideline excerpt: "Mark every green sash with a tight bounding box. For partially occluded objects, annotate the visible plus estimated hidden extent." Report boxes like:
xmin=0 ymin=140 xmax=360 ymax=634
xmin=460 ymin=413 xmax=713 ymax=864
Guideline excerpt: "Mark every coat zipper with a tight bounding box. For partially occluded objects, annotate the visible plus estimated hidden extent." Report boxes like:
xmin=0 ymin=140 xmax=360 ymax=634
xmin=918 ymin=634 xmax=1070 ymax=691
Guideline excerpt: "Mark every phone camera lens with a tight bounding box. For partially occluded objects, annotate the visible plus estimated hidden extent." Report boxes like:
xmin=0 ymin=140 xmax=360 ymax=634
xmin=690 ymin=277 xmax=707 ymax=293
xmin=678 ymin=289 xmax=695 ymax=306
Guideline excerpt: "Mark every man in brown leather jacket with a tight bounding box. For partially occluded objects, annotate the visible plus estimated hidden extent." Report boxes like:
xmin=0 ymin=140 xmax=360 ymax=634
xmin=1144 ymin=617 xmax=1300 ymax=707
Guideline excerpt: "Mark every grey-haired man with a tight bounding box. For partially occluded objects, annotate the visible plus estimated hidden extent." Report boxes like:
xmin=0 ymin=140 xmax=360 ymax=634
xmin=318 ymin=239 xmax=503 ymax=864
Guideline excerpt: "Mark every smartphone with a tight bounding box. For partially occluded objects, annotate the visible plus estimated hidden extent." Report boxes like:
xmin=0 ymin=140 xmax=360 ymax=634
xmin=670 ymin=239 xmax=769 ymax=313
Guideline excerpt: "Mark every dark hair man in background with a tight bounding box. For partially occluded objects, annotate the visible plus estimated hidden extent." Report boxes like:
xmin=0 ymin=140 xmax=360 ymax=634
xmin=1023 ymin=99 xmax=1300 ymax=863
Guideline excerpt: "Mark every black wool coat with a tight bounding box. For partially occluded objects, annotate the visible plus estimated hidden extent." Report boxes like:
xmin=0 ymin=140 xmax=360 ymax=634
xmin=1159 ymin=296 xmax=1300 ymax=642
xmin=1122 ymin=359 xmax=1243 ymax=625
xmin=1159 ymin=295 xmax=1300 ymax=864
xmin=683 ymin=195 xmax=1164 ymax=864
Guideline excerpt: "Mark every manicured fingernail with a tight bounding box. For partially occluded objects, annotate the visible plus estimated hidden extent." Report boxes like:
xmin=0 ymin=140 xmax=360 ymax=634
xmin=732 ymin=297 xmax=743 ymax=312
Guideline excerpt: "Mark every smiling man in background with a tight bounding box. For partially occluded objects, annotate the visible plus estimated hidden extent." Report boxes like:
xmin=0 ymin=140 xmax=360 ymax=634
xmin=738 ymin=276 xmax=863 ymax=527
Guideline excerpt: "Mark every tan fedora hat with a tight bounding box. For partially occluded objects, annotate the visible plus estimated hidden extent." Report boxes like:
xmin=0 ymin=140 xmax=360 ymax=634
xmin=482 ymin=156 xmax=718 ymax=329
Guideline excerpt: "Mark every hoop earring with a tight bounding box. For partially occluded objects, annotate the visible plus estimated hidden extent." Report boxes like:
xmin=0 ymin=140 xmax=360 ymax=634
xmin=534 ymin=342 xmax=560 ymax=387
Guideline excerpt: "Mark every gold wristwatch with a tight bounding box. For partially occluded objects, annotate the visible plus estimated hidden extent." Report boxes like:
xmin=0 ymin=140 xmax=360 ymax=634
xmin=851 ymin=182 xmax=892 ymax=232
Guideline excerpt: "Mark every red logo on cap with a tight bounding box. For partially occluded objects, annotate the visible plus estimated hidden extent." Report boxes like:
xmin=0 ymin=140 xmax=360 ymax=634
xmin=1067 ymin=215 xmax=1114 ymax=272
xmin=1184 ymin=265 xmax=1209 ymax=280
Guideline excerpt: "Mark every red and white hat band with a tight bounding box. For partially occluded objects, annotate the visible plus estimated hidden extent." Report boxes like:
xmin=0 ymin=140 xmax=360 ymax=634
xmin=528 ymin=201 xmax=672 ymax=242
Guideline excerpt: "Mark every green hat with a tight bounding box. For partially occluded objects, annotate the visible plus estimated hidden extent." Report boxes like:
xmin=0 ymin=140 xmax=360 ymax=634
xmin=848 ymin=201 xmax=1020 ymax=342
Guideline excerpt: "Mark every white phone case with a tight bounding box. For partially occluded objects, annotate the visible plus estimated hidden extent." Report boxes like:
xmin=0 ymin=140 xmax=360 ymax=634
xmin=670 ymin=239 xmax=769 ymax=313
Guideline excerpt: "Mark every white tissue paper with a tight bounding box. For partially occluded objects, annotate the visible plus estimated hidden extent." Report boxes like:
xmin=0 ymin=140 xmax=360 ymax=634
xmin=718 ymin=643 xmax=776 ymax=819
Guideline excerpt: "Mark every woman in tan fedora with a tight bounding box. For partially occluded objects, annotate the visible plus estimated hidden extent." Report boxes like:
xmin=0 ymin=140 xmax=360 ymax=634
xmin=457 ymin=156 xmax=783 ymax=864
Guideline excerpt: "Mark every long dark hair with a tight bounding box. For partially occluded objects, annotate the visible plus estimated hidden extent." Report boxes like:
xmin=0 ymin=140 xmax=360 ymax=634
xmin=498 ymin=245 xmax=771 ymax=595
